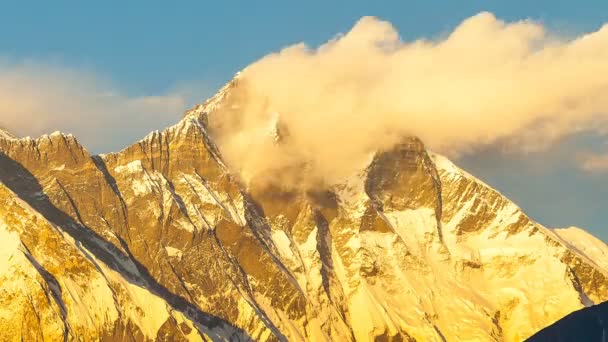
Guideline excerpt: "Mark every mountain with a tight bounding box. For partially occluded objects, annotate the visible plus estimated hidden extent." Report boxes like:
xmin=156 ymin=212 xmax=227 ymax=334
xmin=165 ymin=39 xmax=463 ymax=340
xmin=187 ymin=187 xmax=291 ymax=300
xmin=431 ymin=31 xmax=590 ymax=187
xmin=526 ymin=301 xmax=608 ymax=341
xmin=1 ymin=77 xmax=607 ymax=341
xmin=554 ymin=227 xmax=608 ymax=274
xmin=0 ymin=127 xmax=15 ymax=140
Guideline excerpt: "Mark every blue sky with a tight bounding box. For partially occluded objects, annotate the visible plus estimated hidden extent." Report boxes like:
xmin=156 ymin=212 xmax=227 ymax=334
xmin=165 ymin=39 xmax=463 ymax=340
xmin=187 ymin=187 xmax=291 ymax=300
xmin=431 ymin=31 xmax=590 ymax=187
xmin=3 ymin=1 xmax=607 ymax=94
xmin=0 ymin=1 xmax=606 ymax=241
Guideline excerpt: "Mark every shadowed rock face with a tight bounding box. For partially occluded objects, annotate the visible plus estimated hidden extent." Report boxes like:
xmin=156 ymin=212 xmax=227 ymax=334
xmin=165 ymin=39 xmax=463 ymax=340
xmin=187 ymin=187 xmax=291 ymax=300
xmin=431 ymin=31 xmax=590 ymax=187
xmin=525 ymin=301 xmax=608 ymax=342
xmin=1 ymin=78 xmax=608 ymax=341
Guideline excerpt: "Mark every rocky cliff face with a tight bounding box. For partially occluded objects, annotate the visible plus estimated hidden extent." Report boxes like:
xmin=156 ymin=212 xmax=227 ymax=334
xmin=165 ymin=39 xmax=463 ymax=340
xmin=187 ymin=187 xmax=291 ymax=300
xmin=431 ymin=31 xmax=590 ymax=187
xmin=1 ymin=78 xmax=607 ymax=341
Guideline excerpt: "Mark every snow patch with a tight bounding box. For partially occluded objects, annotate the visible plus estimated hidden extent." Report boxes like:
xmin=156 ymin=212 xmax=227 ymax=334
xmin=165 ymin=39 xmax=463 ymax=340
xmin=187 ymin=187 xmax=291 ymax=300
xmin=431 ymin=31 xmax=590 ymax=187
xmin=271 ymin=229 xmax=295 ymax=261
xmin=165 ymin=246 xmax=183 ymax=259
xmin=0 ymin=220 xmax=25 ymax=275
xmin=429 ymin=151 xmax=493 ymax=190
xmin=554 ymin=227 xmax=608 ymax=274
xmin=120 ymin=281 xmax=172 ymax=339
xmin=114 ymin=160 xmax=144 ymax=174
xmin=131 ymin=178 xmax=153 ymax=196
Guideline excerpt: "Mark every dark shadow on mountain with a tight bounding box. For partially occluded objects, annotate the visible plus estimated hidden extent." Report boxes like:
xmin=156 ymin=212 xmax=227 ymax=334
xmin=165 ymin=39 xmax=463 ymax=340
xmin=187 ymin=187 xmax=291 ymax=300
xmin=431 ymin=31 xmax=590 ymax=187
xmin=91 ymin=155 xmax=132 ymax=237
xmin=0 ymin=152 xmax=252 ymax=341
xmin=21 ymin=242 xmax=70 ymax=342
xmin=312 ymin=210 xmax=333 ymax=299
xmin=92 ymin=155 xmax=126 ymax=206
xmin=241 ymin=192 xmax=303 ymax=292
xmin=526 ymin=301 xmax=608 ymax=342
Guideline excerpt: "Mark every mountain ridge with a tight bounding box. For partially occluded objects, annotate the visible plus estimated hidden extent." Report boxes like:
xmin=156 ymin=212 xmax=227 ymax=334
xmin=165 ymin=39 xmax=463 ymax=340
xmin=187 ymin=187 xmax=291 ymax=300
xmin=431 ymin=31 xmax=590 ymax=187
xmin=1 ymin=77 xmax=607 ymax=341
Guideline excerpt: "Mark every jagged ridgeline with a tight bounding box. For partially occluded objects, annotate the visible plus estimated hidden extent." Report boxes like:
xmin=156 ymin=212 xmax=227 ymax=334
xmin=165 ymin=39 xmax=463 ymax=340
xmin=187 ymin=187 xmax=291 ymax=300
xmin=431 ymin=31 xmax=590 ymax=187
xmin=1 ymin=77 xmax=607 ymax=341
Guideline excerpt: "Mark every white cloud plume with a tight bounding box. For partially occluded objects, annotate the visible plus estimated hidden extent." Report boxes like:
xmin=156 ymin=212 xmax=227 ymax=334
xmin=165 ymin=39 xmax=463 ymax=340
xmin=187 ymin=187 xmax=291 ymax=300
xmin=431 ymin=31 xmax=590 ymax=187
xmin=210 ymin=12 xmax=608 ymax=188
xmin=0 ymin=60 xmax=200 ymax=153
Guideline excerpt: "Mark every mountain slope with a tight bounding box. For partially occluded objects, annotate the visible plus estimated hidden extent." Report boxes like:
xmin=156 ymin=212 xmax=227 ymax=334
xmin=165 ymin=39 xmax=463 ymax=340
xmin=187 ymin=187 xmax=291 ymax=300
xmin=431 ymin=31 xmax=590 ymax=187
xmin=0 ymin=128 xmax=14 ymax=140
xmin=1 ymin=77 xmax=607 ymax=341
xmin=554 ymin=227 xmax=608 ymax=274
xmin=526 ymin=301 xmax=608 ymax=342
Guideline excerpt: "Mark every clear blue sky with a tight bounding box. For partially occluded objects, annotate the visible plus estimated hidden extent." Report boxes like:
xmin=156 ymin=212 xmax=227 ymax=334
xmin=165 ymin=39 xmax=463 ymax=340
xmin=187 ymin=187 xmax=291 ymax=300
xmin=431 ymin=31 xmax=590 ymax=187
xmin=0 ymin=1 xmax=606 ymax=241
xmin=2 ymin=1 xmax=606 ymax=93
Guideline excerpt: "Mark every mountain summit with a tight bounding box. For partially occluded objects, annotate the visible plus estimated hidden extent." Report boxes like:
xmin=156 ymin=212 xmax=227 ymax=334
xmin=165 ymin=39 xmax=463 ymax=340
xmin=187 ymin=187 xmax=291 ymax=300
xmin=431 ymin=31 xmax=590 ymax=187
xmin=0 ymin=77 xmax=607 ymax=341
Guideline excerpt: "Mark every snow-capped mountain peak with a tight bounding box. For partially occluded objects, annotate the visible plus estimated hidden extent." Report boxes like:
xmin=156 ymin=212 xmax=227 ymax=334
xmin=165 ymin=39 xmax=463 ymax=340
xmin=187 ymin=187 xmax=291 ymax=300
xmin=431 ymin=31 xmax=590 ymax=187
xmin=0 ymin=77 xmax=607 ymax=341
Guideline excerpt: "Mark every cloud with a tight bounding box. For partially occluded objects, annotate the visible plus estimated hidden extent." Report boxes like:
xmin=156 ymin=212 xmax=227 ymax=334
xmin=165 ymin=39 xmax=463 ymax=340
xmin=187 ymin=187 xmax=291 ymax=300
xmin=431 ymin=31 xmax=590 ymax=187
xmin=580 ymin=152 xmax=608 ymax=173
xmin=0 ymin=60 xmax=203 ymax=153
xmin=209 ymin=12 xmax=608 ymax=189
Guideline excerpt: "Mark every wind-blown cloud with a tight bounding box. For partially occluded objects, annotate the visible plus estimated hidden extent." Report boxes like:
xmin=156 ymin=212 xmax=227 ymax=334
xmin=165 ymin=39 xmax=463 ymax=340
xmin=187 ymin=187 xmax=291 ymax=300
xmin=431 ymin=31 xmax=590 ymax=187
xmin=0 ymin=60 xmax=201 ymax=153
xmin=210 ymin=12 xmax=608 ymax=188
